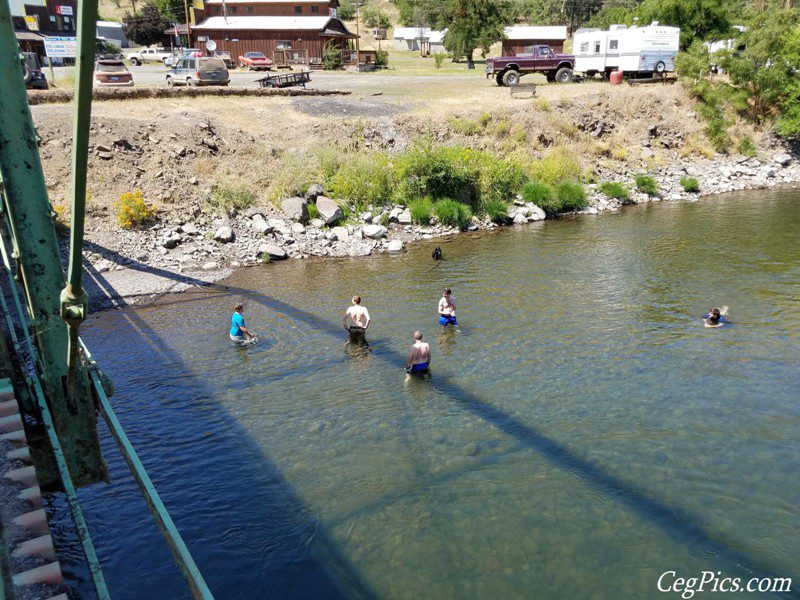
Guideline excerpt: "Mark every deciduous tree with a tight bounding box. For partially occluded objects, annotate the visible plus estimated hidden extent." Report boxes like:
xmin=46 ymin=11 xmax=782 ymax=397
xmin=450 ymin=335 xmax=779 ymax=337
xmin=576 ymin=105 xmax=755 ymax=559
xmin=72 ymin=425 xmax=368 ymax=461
xmin=123 ymin=2 xmax=170 ymax=47
xmin=444 ymin=0 xmax=514 ymax=69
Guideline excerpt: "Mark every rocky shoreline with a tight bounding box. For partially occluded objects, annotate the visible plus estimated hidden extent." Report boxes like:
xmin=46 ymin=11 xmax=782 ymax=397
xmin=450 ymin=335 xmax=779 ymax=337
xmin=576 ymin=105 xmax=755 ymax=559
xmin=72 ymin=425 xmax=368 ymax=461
xmin=80 ymin=150 xmax=799 ymax=309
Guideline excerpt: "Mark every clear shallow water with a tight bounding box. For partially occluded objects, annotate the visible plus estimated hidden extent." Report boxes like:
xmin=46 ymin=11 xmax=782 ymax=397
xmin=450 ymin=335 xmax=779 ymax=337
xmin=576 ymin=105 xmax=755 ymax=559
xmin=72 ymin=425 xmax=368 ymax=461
xmin=72 ymin=189 xmax=799 ymax=599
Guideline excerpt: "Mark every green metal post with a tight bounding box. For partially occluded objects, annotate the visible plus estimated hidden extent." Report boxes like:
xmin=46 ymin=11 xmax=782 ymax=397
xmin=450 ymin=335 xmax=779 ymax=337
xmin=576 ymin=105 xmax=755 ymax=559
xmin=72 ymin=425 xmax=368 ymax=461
xmin=61 ymin=0 xmax=97 ymax=380
xmin=0 ymin=0 xmax=106 ymax=486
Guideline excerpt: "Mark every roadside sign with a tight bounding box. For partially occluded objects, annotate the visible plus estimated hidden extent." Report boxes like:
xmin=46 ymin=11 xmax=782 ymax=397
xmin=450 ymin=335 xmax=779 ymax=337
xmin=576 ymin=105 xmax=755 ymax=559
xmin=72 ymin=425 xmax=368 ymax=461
xmin=43 ymin=36 xmax=77 ymax=58
xmin=193 ymin=0 xmax=204 ymax=9
xmin=55 ymin=4 xmax=73 ymax=15
xmin=24 ymin=15 xmax=39 ymax=31
xmin=205 ymin=39 xmax=216 ymax=52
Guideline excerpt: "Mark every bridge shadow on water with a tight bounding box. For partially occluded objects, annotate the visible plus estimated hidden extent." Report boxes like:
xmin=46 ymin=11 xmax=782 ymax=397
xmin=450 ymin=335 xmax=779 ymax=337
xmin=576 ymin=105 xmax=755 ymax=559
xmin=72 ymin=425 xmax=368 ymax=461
xmin=81 ymin=245 xmax=799 ymax=599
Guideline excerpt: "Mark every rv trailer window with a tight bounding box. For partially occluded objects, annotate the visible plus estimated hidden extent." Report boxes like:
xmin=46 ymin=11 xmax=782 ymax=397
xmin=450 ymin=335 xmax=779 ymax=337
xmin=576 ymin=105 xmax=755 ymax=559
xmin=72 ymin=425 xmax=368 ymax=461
xmin=609 ymin=40 xmax=618 ymax=50
xmin=594 ymin=41 xmax=601 ymax=53
xmin=579 ymin=42 xmax=589 ymax=53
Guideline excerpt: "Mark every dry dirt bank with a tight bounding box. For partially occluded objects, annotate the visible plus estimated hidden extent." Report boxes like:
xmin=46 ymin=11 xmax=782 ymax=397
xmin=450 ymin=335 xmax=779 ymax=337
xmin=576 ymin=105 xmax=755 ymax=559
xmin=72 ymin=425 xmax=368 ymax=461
xmin=30 ymin=81 xmax=798 ymax=308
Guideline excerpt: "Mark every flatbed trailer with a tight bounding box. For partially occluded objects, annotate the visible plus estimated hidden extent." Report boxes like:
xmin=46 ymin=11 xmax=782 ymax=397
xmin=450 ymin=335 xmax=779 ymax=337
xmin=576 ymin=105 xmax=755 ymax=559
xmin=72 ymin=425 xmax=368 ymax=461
xmin=256 ymin=71 xmax=311 ymax=89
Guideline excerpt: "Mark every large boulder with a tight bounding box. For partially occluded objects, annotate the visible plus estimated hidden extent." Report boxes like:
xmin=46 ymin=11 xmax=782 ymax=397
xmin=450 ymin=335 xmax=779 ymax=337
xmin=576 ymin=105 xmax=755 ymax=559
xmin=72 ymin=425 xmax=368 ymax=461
xmin=526 ymin=203 xmax=546 ymax=221
xmin=774 ymin=153 xmax=792 ymax=167
xmin=258 ymin=243 xmax=288 ymax=260
xmin=330 ymin=226 xmax=349 ymax=242
xmin=213 ymin=226 xmax=234 ymax=243
xmin=305 ymin=183 xmax=324 ymax=201
xmin=513 ymin=212 xmax=528 ymax=224
xmin=398 ymin=209 xmax=412 ymax=225
xmin=362 ymin=224 xmax=387 ymax=239
xmin=315 ymin=195 xmax=344 ymax=225
xmin=387 ymin=239 xmax=404 ymax=253
xmin=251 ymin=218 xmax=272 ymax=234
xmin=348 ymin=241 xmax=375 ymax=257
xmin=281 ymin=197 xmax=309 ymax=222
xmin=268 ymin=218 xmax=292 ymax=236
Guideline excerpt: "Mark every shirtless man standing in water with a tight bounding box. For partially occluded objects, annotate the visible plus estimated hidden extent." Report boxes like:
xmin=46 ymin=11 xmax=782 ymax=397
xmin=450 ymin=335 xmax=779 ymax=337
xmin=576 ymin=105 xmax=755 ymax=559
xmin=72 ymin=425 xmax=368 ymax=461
xmin=405 ymin=331 xmax=431 ymax=376
xmin=343 ymin=296 xmax=371 ymax=345
xmin=438 ymin=288 xmax=457 ymax=327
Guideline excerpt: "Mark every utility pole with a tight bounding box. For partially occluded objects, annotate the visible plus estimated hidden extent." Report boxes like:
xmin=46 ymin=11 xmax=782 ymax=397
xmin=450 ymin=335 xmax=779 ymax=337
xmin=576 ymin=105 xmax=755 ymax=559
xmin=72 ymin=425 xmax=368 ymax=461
xmin=355 ymin=1 xmax=360 ymax=66
xmin=183 ymin=0 xmax=191 ymax=48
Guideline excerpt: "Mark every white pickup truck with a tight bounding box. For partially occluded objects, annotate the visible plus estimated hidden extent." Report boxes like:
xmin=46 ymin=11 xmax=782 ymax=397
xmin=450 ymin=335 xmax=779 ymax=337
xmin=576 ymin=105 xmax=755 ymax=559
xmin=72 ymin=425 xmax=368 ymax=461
xmin=126 ymin=47 xmax=172 ymax=66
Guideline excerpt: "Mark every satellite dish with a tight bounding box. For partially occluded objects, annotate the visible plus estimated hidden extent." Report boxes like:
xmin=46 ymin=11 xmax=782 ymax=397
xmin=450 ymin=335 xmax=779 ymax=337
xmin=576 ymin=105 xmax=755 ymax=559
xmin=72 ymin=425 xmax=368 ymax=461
xmin=205 ymin=40 xmax=217 ymax=52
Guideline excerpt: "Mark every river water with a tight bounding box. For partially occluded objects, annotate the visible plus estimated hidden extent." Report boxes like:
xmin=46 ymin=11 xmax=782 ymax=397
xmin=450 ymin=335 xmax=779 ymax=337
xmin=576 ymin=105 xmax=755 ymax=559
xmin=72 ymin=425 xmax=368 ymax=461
xmin=72 ymin=189 xmax=799 ymax=599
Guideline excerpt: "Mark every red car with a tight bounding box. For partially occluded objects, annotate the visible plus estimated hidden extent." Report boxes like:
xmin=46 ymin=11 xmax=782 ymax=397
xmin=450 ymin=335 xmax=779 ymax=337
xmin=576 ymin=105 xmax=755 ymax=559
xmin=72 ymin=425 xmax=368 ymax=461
xmin=238 ymin=51 xmax=274 ymax=71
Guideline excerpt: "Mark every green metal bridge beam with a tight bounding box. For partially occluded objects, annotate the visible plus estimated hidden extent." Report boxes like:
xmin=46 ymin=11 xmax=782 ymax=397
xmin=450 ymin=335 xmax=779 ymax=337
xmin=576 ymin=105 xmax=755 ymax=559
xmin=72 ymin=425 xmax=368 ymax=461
xmin=0 ymin=0 xmax=106 ymax=486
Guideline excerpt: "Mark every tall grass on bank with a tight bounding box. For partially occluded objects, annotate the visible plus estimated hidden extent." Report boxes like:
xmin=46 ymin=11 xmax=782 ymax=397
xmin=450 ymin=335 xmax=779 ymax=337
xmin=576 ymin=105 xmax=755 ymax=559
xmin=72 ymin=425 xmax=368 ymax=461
xmin=433 ymin=199 xmax=472 ymax=229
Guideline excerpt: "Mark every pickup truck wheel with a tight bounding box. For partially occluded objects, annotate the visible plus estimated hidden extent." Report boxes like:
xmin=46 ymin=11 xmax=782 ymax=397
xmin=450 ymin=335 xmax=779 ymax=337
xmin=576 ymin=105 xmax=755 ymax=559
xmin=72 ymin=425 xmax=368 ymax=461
xmin=546 ymin=72 xmax=556 ymax=83
xmin=187 ymin=78 xmax=197 ymax=87
xmin=166 ymin=76 xmax=174 ymax=87
xmin=555 ymin=67 xmax=573 ymax=83
xmin=130 ymin=58 xmax=141 ymax=66
xmin=501 ymin=69 xmax=520 ymax=87
xmin=495 ymin=72 xmax=504 ymax=86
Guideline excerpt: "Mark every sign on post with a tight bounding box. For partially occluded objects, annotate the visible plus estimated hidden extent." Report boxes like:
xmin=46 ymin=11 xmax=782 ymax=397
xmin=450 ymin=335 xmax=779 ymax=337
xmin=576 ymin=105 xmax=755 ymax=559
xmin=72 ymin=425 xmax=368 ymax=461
xmin=43 ymin=36 xmax=77 ymax=58
xmin=24 ymin=15 xmax=39 ymax=31
xmin=55 ymin=4 xmax=73 ymax=15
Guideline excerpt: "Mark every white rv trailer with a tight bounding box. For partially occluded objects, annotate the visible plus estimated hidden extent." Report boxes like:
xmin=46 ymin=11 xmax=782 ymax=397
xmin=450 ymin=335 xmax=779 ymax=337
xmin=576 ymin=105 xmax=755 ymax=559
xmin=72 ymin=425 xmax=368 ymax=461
xmin=573 ymin=23 xmax=680 ymax=77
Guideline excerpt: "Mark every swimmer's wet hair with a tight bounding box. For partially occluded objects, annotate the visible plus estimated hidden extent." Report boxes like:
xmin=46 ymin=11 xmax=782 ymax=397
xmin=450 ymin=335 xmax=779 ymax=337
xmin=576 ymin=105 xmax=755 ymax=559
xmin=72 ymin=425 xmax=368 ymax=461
xmin=444 ymin=288 xmax=451 ymax=295
xmin=353 ymin=296 xmax=361 ymax=304
xmin=234 ymin=303 xmax=243 ymax=311
xmin=413 ymin=331 xmax=423 ymax=340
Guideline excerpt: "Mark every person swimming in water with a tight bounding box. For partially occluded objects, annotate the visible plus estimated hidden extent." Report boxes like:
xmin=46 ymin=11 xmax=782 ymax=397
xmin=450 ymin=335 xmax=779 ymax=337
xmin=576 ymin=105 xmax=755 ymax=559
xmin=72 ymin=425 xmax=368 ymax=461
xmin=405 ymin=331 xmax=431 ymax=376
xmin=438 ymin=288 xmax=457 ymax=327
xmin=230 ymin=303 xmax=256 ymax=343
xmin=704 ymin=306 xmax=729 ymax=328
xmin=343 ymin=295 xmax=371 ymax=345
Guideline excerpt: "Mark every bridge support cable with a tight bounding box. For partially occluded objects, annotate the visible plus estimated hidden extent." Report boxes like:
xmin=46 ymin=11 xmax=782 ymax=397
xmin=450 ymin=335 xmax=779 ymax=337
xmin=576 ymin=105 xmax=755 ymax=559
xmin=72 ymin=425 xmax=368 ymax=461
xmin=79 ymin=341 xmax=214 ymax=600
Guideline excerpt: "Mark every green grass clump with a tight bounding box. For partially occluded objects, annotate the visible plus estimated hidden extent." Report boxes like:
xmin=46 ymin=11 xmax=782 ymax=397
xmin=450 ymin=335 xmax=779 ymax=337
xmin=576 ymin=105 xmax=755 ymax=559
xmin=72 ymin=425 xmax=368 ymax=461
xmin=634 ymin=174 xmax=659 ymax=196
xmin=481 ymin=198 xmax=510 ymax=224
xmin=555 ymin=181 xmax=588 ymax=212
xmin=528 ymin=147 xmax=581 ymax=185
xmin=737 ymin=136 xmax=757 ymax=157
xmin=521 ymin=181 xmax=555 ymax=206
xmin=209 ymin=183 xmax=256 ymax=213
xmin=479 ymin=154 xmax=529 ymax=204
xmin=448 ymin=116 xmax=481 ymax=136
xmin=394 ymin=145 xmax=481 ymax=207
xmin=680 ymin=176 xmax=700 ymax=193
xmin=408 ymin=198 xmax=434 ymax=224
xmin=433 ymin=199 xmax=472 ymax=229
xmin=329 ymin=152 xmax=394 ymax=211
xmin=599 ymin=181 xmax=630 ymax=201
xmin=307 ymin=202 xmax=320 ymax=220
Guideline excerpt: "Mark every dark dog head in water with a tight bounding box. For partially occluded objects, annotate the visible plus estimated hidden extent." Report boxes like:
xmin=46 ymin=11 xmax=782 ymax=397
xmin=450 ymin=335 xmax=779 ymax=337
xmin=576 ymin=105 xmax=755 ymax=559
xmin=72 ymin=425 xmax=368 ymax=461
xmin=432 ymin=247 xmax=443 ymax=260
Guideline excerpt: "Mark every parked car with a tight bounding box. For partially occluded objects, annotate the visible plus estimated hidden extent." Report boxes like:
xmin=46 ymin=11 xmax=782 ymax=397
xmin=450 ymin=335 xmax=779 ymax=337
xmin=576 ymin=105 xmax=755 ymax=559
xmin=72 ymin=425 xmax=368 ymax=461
xmin=238 ymin=51 xmax=273 ymax=70
xmin=164 ymin=48 xmax=201 ymax=67
xmin=126 ymin=46 xmax=172 ymax=66
xmin=486 ymin=45 xmax=575 ymax=86
xmin=94 ymin=59 xmax=134 ymax=87
xmin=165 ymin=57 xmax=230 ymax=87
xmin=213 ymin=50 xmax=234 ymax=69
xmin=22 ymin=52 xmax=48 ymax=90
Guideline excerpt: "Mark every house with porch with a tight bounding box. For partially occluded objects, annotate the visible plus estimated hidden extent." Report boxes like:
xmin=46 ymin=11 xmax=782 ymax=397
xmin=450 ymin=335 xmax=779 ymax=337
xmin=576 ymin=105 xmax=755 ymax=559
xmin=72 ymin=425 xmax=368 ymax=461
xmin=502 ymin=25 xmax=568 ymax=55
xmin=191 ymin=0 xmax=368 ymax=67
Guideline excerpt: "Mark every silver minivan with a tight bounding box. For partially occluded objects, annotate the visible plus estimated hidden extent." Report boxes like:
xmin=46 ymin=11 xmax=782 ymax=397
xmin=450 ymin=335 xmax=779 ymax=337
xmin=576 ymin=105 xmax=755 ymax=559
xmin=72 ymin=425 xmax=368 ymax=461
xmin=166 ymin=57 xmax=230 ymax=87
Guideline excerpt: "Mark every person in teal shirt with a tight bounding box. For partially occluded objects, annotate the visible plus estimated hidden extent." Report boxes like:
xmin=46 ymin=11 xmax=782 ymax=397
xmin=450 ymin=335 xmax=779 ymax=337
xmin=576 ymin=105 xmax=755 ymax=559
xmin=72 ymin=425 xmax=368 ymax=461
xmin=230 ymin=304 xmax=256 ymax=343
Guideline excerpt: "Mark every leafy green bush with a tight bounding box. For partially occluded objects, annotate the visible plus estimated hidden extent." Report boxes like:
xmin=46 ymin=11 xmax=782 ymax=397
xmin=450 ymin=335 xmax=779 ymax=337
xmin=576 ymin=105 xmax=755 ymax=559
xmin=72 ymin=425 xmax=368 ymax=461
xmin=680 ymin=176 xmax=700 ymax=193
xmin=599 ymin=181 xmax=630 ymax=201
xmin=408 ymin=197 xmax=434 ymax=224
xmin=521 ymin=181 xmax=555 ymax=205
xmin=394 ymin=145 xmax=481 ymax=207
xmin=374 ymin=49 xmax=389 ymax=67
xmin=362 ymin=5 xmax=391 ymax=28
xmin=209 ymin=182 xmax=256 ymax=213
xmin=116 ymin=190 xmax=157 ymax=229
xmin=329 ymin=152 xmax=394 ymax=211
xmin=478 ymin=111 xmax=492 ymax=127
xmin=528 ymin=147 xmax=582 ymax=185
xmin=482 ymin=198 xmax=510 ymax=224
xmin=634 ymin=174 xmax=659 ymax=196
xmin=433 ymin=199 xmax=472 ymax=229
xmin=434 ymin=53 xmax=445 ymax=69
xmin=322 ymin=42 xmax=343 ymax=70
xmin=737 ymin=136 xmax=757 ymax=157
xmin=556 ymin=182 xmax=587 ymax=212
